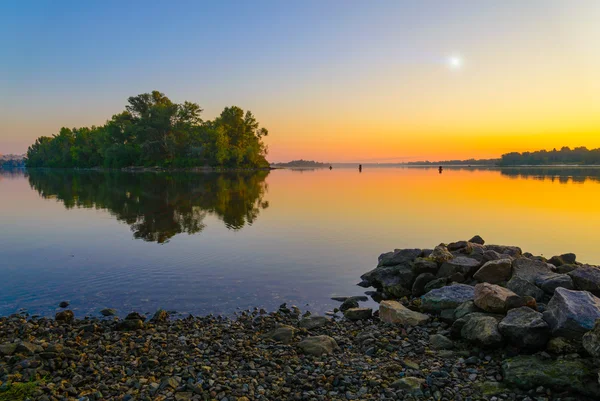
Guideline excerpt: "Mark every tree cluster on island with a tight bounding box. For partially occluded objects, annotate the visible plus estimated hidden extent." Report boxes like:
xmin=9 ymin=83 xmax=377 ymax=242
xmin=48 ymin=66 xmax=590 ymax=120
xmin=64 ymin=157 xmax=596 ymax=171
xmin=25 ymin=91 xmax=269 ymax=169
xmin=271 ymin=159 xmax=330 ymax=168
xmin=499 ymin=146 xmax=600 ymax=166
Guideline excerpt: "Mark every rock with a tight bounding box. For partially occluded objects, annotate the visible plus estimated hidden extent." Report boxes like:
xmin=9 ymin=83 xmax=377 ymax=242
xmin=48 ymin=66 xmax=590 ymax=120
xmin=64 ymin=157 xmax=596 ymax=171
xmin=379 ymin=300 xmax=429 ymax=326
xmin=454 ymin=301 xmax=481 ymax=319
xmin=175 ymin=393 xmax=193 ymax=401
xmin=125 ymin=312 xmax=146 ymax=321
xmin=482 ymin=250 xmax=511 ymax=263
xmin=298 ymin=316 xmax=330 ymax=330
xmin=330 ymin=296 xmax=368 ymax=302
xmin=344 ymin=308 xmax=373 ymax=321
xmin=429 ymin=334 xmax=453 ymax=350
xmin=339 ymin=298 xmax=359 ymax=311
xmin=461 ymin=314 xmax=503 ymax=347
xmin=100 ymin=308 xmax=117 ymax=316
xmin=473 ymin=258 xmax=512 ymax=284
xmin=512 ymin=257 xmax=554 ymax=283
xmin=437 ymin=257 xmax=481 ymax=278
xmin=556 ymin=263 xmax=579 ymax=274
xmin=55 ymin=310 xmax=74 ymax=323
xmin=474 ymin=282 xmax=517 ymax=313
xmin=59 ymin=301 xmax=69 ymax=308
xmin=583 ymin=319 xmax=600 ymax=358
xmin=547 ymin=336 xmax=580 ymax=354
xmin=469 ymin=235 xmax=485 ymax=245
xmin=502 ymin=355 xmax=600 ymax=398
xmin=391 ymin=377 xmax=425 ymax=393
xmin=543 ymin=287 xmax=600 ymax=339
xmin=359 ymin=264 xmax=415 ymax=290
xmin=262 ymin=325 xmax=295 ymax=344
xmin=429 ymin=245 xmax=454 ymax=263
xmin=486 ymin=245 xmax=522 ymax=258
xmin=411 ymin=273 xmax=436 ymax=296
xmin=116 ymin=319 xmax=144 ymax=331
xmin=412 ymin=258 xmax=439 ymax=275
xmin=421 ymin=284 xmax=475 ymax=312
xmin=423 ymin=277 xmax=448 ymax=293
xmin=297 ymin=335 xmax=339 ymax=356
xmin=506 ymin=276 xmax=545 ymax=301
xmin=0 ymin=343 xmax=17 ymax=356
xmin=382 ymin=284 xmax=412 ymax=298
xmin=16 ymin=341 xmax=43 ymax=354
xmin=568 ymin=265 xmax=600 ymax=294
xmin=535 ymin=273 xmax=574 ymax=293
xmin=498 ymin=307 xmax=550 ymax=349
xmin=378 ymin=248 xmax=422 ymax=267
xmin=549 ymin=253 xmax=577 ymax=267
xmin=505 ymin=294 xmax=537 ymax=311
xmin=447 ymin=241 xmax=471 ymax=252
xmin=150 ymin=309 xmax=169 ymax=323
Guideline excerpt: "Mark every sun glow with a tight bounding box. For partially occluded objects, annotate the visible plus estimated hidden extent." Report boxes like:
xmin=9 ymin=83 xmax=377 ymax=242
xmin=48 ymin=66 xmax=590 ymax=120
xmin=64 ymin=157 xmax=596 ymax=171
xmin=448 ymin=55 xmax=463 ymax=69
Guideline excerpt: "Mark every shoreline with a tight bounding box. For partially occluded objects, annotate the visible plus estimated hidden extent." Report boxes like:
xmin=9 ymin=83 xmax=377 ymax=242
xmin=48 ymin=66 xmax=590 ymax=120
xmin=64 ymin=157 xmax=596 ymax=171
xmin=2 ymin=237 xmax=600 ymax=400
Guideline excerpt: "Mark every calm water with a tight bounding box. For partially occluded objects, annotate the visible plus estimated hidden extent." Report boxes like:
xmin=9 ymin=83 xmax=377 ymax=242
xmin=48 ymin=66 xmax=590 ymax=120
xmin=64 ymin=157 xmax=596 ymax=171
xmin=1 ymin=167 xmax=600 ymax=318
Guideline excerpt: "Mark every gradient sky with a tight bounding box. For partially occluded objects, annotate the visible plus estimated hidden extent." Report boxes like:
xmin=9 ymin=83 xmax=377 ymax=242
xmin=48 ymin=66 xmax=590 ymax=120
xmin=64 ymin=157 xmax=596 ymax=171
xmin=1 ymin=0 xmax=599 ymax=162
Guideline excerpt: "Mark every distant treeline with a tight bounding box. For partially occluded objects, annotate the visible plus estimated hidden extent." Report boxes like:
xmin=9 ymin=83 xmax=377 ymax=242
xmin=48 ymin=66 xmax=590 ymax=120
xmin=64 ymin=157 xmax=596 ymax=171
xmin=272 ymin=159 xmax=329 ymax=168
xmin=25 ymin=91 xmax=269 ymax=169
xmin=405 ymin=158 xmax=499 ymax=166
xmin=499 ymin=147 xmax=600 ymax=166
xmin=0 ymin=155 xmax=25 ymax=169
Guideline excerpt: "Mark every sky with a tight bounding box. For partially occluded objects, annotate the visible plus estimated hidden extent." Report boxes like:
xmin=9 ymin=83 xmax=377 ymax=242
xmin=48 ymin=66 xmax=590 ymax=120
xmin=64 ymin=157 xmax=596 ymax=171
xmin=1 ymin=0 xmax=599 ymax=162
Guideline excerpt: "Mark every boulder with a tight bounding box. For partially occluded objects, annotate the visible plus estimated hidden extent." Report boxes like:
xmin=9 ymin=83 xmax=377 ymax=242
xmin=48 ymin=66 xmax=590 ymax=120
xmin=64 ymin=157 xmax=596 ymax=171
xmin=359 ymin=264 xmax=415 ymax=290
xmin=378 ymin=248 xmax=422 ymax=267
xmin=116 ymin=319 xmax=144 ymax=331
xmin=505 ymin=295 xmax=537 ymax=311
xmin=534 ymin=273 xmax=574 ymax=294
xmin=411 ymin=273 xmax=436 ymax=297
xmin=582 ymin=319 xmax=600 ymax=358
xmin=512 ymin=257 xmax=554 ymax=283
xmin=15 ymin=341 xmax=43 ymax=355
xmin=429 ymin=245 xmax=453 ymax=263
xmin=474 ymin=283 xmax=517 ymax=313
xmin=543 ymin=287 xmax=600 ymax=339
xmin=412 ymin=258 xmax=439 ymax=275
xmin=461 ymin=314 xmax=503 ymax=347
xmin=506 ymin=276 xmax=545 ymax=301
xmin=391 ymin=377 xmax=425 ymax=394
xmin=423 ymin=277 xmax=448 ymax=294
xmin=0 ymin=343 xmax=17 ymax=356
xmin=482 ymin=250 xmax=512 ymax=263
xmin=454 ymin=301 xmax=481 ymax=320
xmin=262 ymin=325 xmax=296 ymax=344
xmin=299 ymin=316 xmax=331 ymax=330
xmin=548 ymin=253 xmax=577 ymax=267
xmin=382 ymin=283 xmax=412 ymax=298
xmin=502 ymin=356 xmax=600 ymax=398
xmin=556 ymin=263 xmax=579 ymax=274
xmin=437 ymin=257 xmax=481 ymax=278
xmin=297 ymin=336 xmax=339 ymax=356
xmin=473 ymin=258 xmax=512 ymax=284
xmin=429 ymin=334 xmax=453 ymax=350
xmin=447 ymin=241 xmax=472 ymax=252
xmin=568 ymin=265 xmax=600 ymax=294
xmin=100 ymin=308 xmax=117 ymax=317
xmin=59 ymin=301 xmax=69 ymax=308
xmin=379 ymin=300 xmax=430 ymax=326
xmin=150 ymin=309 xmax=169 ymax=323
xmin=485 ymin=245 xmax=522 ymax=258
xmin=339 ymin=298 xmax=359 ymax=311
xmin=344 ymin=308 xmax=373 ymax=321
xmin=421 ymin=284 xmax=475 ymax=312
xmin=469 ymin=235 xmax=485 ymax=245
xmin=546 ymin=336 xmax=581 ymax=354
xmin=55 ymin=310 xmax=74 ymax=323
xmin=498 ymin=307 xmax=550 ymax=349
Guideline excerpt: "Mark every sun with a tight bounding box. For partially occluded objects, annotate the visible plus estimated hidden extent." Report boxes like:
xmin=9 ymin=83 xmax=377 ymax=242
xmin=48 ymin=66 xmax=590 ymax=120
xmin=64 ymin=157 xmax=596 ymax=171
xmin=448 ymin=55 xmax=463 ymax=69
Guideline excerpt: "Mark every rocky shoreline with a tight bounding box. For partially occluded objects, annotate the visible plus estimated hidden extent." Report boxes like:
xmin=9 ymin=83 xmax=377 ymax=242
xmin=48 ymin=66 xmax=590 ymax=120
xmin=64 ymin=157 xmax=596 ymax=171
xmin=2 ymin=237 xmax=600 ymax=400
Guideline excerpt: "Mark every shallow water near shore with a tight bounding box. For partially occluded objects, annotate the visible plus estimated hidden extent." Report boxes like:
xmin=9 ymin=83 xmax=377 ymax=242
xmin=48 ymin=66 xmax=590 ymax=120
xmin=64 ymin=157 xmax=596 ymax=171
xmin=1 ymin=166 xmax=600 ymax=318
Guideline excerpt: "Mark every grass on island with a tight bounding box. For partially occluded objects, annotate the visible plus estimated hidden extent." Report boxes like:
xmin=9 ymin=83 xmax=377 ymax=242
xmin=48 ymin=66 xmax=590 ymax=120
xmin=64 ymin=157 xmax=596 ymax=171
xmin=0 ymin=380 xmax=42 ymax=401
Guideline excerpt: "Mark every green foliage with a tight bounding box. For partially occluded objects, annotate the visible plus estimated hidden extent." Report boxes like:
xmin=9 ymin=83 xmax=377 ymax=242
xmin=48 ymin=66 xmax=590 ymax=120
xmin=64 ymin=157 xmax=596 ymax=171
xmin=500 ymin=146 xmax=600 ymax=166
xmin=25 ymin=91 xmax=269 ymax=169
xmin=0 ymin=380 xmax=41 ymax=401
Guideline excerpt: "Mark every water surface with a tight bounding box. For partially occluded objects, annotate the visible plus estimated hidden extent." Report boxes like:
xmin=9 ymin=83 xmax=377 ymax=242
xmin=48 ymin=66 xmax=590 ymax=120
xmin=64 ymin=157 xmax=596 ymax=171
xmin=1 ymin=167 xmax=599 ymax=317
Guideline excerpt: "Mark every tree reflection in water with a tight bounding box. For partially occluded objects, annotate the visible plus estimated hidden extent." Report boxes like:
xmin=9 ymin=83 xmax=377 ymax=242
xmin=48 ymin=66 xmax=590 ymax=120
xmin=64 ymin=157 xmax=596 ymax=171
xmin=27 ymin=170 xmax=269 ymax=243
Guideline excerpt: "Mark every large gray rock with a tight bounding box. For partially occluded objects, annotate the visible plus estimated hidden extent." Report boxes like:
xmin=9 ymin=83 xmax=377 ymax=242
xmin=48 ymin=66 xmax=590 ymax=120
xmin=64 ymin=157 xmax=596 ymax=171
xmin=474 ymin=283 xmax=518 ymax=313
xmin=582 ymin=319 xmax=600 ymax=358
xmin=344 ymin=308 xmax=373 ymax=321
xmin=421 ymin=284 xmax=475 ymax=312
xmin=506 ymin=276 xmax=545 ymax=301
xmin=429 ymin=334 xmax=454 ymax=350
xmin=423 ymin=277 xmax=448 ymax=293
xmin=429 ymin=245 xmax=453 ymax=263
xmin=548 ymin=253 xmax=577 ymax=267
xmin=461 ymin=314 xmax=503 ymax=347
xmin=378 ymin=248 xmax=422 ymax=267
xmin=534 ymin=273 xmax=574 ymax=294
xmin=512 ymin=257 xmax=554 ymax=283
xmin=299 ymin=316 xmax=331 ymax=330
xmin=469 ymin=235 xmax=485 ymax=245
xmin=412 ymin=258 xmax=439 ymax=275
xmin=486 ymin=245 xmax=522 ymax=258
xmin=498 ymin=307 xmax=550 ymax=349
xmin=379 ymin=300 xmax=430 ymax=326
xmin=297 ymin=335 xmax=339 ymax=356
xmin=473 ymin=258 xmax=512 ymax=284
xmin=502 ymin=356 xmax=600 ymax=398
xmin=437 ymin=257 xmax=481 ymax=278
xmin=262 ymin=325 xmax=296 ymax=344
xmin=454 ymin=301 xmax=481 ymax=320
xmin=543 ymin=288 xmax=600 ymax=339
xmin=411 ymin=273 xmax=436 ymax=297
xmin=359 ymin=264 xmax=415 ymax=290
xmin=568 ymin=265 xmax=600 ymax=294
